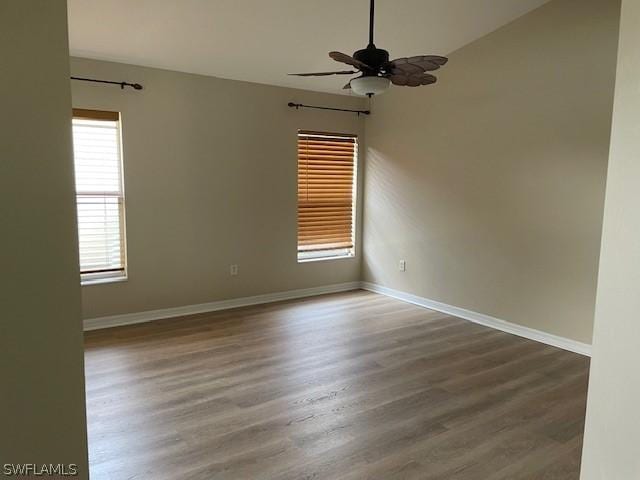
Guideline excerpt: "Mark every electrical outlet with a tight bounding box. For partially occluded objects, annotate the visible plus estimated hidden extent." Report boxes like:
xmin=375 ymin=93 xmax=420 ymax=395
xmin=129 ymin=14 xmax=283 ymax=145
xmin=399 ymin=260 xmax=406 ymax=272
xmin=230 ymin=264 xmax=239 ymax=276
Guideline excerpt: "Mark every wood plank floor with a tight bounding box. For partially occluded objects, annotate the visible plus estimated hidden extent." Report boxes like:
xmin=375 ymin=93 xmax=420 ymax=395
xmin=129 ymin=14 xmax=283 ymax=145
xmin=84 ymin=290 xmax=590 ymax=480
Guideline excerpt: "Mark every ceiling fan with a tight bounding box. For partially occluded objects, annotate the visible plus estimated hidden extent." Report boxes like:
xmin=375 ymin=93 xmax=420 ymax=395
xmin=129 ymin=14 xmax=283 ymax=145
xmin=289 ymin=0 xmax=448 ymax=97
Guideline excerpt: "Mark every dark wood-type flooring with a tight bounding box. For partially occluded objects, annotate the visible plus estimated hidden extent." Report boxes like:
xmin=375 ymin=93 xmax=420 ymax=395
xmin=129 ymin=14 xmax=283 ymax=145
xmin=84 ymin=290 xmax=590 ymax=480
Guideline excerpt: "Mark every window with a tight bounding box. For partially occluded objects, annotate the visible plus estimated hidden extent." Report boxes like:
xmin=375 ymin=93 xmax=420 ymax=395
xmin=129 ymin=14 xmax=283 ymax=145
xmin=297 ymin=131 xmax=357 ymax=261
xmin=71 ymin=109 xmax=127 ymax=284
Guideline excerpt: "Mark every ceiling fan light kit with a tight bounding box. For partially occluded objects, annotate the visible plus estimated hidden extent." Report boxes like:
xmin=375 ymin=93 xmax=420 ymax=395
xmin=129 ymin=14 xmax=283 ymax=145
xmin=289 ymin=0 xmax=448 ymax=97
xmin=350 ymin=76 xmax=390 ymax=96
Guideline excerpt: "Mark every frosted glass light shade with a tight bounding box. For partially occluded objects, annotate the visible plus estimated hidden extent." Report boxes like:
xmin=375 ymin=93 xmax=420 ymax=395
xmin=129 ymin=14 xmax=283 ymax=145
xmin=350 ymin=76 xmax=390 ymax=96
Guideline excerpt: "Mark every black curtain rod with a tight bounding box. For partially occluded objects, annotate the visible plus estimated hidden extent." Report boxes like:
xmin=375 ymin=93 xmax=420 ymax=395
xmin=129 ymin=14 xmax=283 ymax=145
xmin=71 ymin=76 xmax=143 ymax=90
xmin=288 ymin=102 xmax=370 ymax=116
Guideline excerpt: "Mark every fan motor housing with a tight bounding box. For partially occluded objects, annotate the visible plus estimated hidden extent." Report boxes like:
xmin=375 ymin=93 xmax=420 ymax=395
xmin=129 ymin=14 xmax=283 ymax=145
xmin=354 ymin=46 xmax=389 ymax=72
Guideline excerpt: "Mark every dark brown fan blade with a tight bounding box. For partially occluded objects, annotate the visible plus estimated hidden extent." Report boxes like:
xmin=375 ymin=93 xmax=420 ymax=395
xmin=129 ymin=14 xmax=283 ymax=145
xmin=329 ymin=51 xmax=371 ymax=70
xmin=388 ymin=55 xmax=448 ymax=74
xmin=388 ymin=73 xmax=437 ymax=87
xmin=289 ymin=70 xmax=357 ymax=77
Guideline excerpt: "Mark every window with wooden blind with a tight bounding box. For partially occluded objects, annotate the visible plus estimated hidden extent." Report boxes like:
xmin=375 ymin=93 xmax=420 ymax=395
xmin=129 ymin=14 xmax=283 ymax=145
xmin=71 ymin=109 xmax=127 ymax=283
xmin=298 ymin=131 xmax=357 ymax=261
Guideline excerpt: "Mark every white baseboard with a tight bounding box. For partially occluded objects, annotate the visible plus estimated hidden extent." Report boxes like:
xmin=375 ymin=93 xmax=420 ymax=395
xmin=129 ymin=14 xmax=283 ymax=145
xmin=83 ymin=281 xmax=361 ymax=331
xmin=361 ymin=282 xmax=592 ymax=357
xmin=84 ymin=279 xmax=592 ymax=357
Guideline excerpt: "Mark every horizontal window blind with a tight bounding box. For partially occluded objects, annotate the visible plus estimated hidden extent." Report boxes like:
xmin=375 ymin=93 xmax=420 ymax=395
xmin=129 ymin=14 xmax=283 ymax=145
xmin=298 ymin=131 xmax=357 ymax=259
xmin=72 ymin=109 xmax=126 ymax=278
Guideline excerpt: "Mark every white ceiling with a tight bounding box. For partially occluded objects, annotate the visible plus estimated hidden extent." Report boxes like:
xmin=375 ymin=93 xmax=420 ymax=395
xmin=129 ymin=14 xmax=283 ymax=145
xmin=67 ymin=0 xmax=551 ymax=95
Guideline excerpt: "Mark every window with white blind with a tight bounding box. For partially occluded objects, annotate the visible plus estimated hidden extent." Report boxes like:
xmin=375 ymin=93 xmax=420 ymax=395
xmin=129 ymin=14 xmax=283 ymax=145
xmin=71 ymin=109 xmax=127 ymax=283
xmin=297 ymin=131 xmax=357 ymax=261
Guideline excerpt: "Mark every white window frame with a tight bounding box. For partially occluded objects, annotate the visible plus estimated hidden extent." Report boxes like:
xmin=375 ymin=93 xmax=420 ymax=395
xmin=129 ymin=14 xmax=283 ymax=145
xmin=72 ymin=109 xmax=128 ymax=285
xmin=297 ymin=131 xmax=358 ymax=263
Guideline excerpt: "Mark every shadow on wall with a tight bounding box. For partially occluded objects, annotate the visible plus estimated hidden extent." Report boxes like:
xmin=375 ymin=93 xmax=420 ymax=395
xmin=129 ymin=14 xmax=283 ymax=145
xmin=362 ymin=143 xmax=520 ymax=315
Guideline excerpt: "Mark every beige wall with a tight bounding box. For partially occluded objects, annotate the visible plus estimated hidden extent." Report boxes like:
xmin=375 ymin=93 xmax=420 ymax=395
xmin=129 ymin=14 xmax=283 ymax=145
xmin=362 ymin=0 xmax=619 ymax=344
xmin=581 ymin=0 xmax=640 ymax=477
xmin=70 ymin=58 xmax=366 ymax=320
xmin=0 ymin=1 xmax=88 ymax=476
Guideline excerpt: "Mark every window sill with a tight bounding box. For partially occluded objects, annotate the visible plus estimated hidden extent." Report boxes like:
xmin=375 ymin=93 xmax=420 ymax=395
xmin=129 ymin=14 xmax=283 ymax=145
xmin=298 ymin=254 xmax=355 ymax=264
xmin=81 ymin=275 xmax=128 ymax=286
